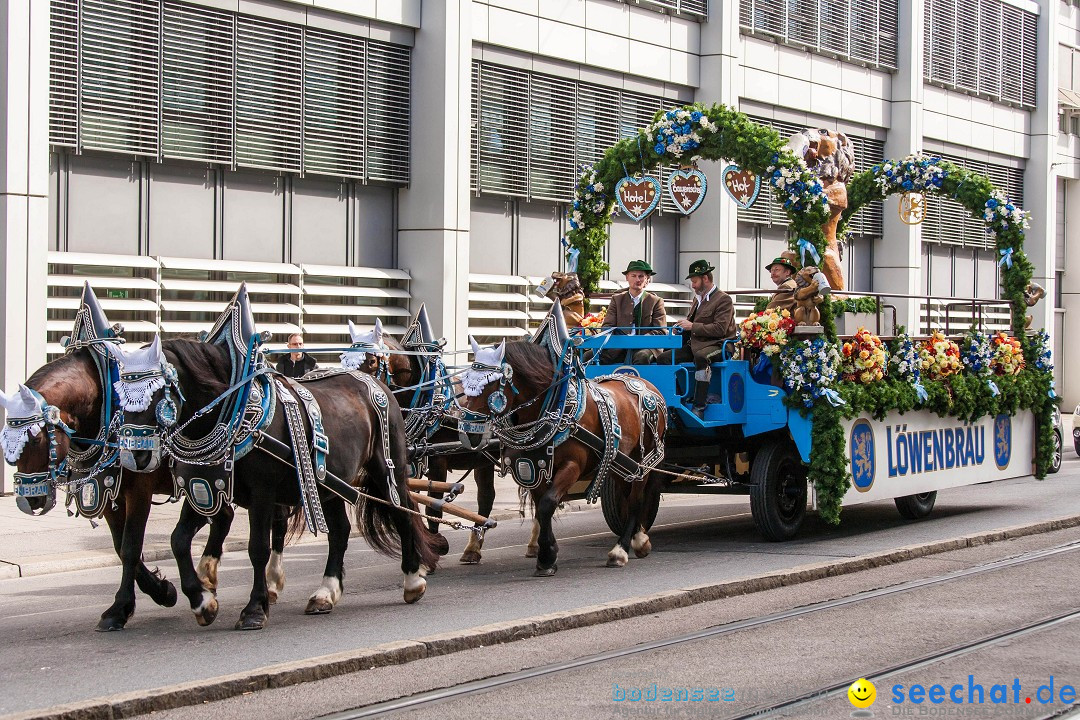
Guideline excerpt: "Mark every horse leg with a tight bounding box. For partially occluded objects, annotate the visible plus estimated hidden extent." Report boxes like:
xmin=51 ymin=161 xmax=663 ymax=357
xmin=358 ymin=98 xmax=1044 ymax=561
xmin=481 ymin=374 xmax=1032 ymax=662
xmin=196 ymin=504 xmax=235 ymax=596
xmin=525 ymin=518 xmax=541 ymax=558
xmin=460 ymin=463 xmax=495 ymax=565
xmin=98 ymin=488 xmax=174 ymax=631
xmin=172 ymin=504 xmax=217 ymax=626
xmin=266 ymin=505 xmax=287 ymax=604
xmin=236 ymin=500 xmax=273 ymax=630
xmin=422 ymin=459 xmax=450 ymax=561
xmin=533 ymin=474 xmax=568 ymax=577
xmin=608 ymin=479 xmax=643 ymax=568
xmin=632 ymin=472 xmax=663 ymax=559
xmin=305 ymin=499 xmax=349 ymax=615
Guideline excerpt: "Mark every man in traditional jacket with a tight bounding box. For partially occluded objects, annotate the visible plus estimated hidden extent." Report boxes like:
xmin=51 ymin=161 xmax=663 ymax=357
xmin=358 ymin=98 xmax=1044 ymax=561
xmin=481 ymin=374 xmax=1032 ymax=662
xmin=655 ymin=259 xmax=736 ymax=418
xmin=765 ymin=253 xmax=799 ymax=313
xmin=275 ymin=333 xmax=318 ymax=378
xmin=599 ymin=260 xmax=668 ymax=364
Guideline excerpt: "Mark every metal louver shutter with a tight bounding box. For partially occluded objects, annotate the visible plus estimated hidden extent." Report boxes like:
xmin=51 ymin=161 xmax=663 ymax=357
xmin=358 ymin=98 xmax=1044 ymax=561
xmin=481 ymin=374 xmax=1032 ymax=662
xmin=847 ymin=136 xmax=884 ymax=237
xmin=618 ymin=91 xmax=662 ymax=140
xmin=477 ymin=64 xmax=528 ymax=196
xmin=471 ymin=60 xmax=480 ymax=195
xmin=955 ymin=3 xmax=979 ymax=92
xmin=754 ymin=0 xmax=787 ymax=36
xmin=575 ymin=82 xmax=619 ymax=169
xmin=998 ymin=5 xmax=1023 ymax=104
xmin=786 ymin=0 xmax=820 ymax=48
xmin=678 ymin=0 xmax=709 ymax=18
xmin=235 ymin=16 xmax=302 ymax=173
xmin=923 ymin=0 xmax=932 ymax=80
xmin=304 ymin=29 xmax=365 ymax=180
xmin=161 ymin=1 xmax=233 ymax=165
xmin=877 ymin=0 xmax=898 ymax=69
xmin=80 ymin=0 xmax=160 ymax=156
xmin=924 ymin=153 xmax=1022 ymax=250
xmin=1020 ymin=10 xmax=1037 ymax=108
xmin=739 ymin=0 xmax=753 ymax=28
xmin=365 ymin=40 xmax=410 ymax=184
xmin=49 ymin=0 xmax=79 ymax=147
xmin=819 ymin=0 xmax=850 ymax=57
xmin=977 ymin=0 xmax=1002 ymax=99
xmin=929 ymin=0 xmax=956 ymax=86
xmin=528 ymin=74 xmax=576 ymax=201
xmin=850 ymin=0 xmax=879 ymax=67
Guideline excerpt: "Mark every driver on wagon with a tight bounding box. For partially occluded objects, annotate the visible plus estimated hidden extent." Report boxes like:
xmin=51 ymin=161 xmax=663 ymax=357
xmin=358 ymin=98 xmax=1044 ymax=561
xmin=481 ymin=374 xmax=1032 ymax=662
xmin=599 ymin=260 xmax=668 ymax=365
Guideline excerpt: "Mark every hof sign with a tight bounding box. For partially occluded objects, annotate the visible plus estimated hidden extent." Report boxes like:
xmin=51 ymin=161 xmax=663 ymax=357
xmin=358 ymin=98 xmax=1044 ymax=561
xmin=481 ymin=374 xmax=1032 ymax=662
xmin=840 ymin=409 xmax=1034 ymax=505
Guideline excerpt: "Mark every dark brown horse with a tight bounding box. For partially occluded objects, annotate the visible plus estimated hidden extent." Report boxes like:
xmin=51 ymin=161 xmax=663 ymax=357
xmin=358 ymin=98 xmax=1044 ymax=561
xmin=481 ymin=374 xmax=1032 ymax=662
xmin=459 ymin=338 xmax=667 ymax=575
xmin=343 ymin=314 xmax=500 ymax=564
xmin=111 ymin=337 xmax=439 ymax=630
xmin=1 ymin=351 xmax=244 ymax=631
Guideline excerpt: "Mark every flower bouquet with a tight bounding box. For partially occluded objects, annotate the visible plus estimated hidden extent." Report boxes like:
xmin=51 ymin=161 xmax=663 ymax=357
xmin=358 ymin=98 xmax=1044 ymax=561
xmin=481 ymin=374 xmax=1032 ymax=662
xmin=780 ymin=338 xmax=843 ymax=408
xmin=919 ymin=330 xmax=962 ymax=380
xmin=579 ymin=308 xmax=606 ymax=335
xmin=989 ymin=332 xmax=1025 ymax=376
xmin=840 ymin=327 xmax=887 ymax=383
xmin=739 ymin=309 xmax=796 ymax=357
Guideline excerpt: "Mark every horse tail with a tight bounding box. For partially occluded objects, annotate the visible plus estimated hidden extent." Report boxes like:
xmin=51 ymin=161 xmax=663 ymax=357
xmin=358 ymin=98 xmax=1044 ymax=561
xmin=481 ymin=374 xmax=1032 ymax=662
xmin=282 ymin=504 xmax=306 ymax=546
xmin=355 ymin=392 xmax=441 ymax=572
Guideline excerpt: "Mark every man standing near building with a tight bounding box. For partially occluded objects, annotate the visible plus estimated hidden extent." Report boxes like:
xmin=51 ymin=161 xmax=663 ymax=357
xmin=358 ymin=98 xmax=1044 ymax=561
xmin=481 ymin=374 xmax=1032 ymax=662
xmin=276 ymin=333 xmax=318 ymax=378
xmin=656 ymin=260 xmax=736 ymax=418
xmin=765 ymin=253 xmax=799 ymax=313
xmin=599 ymin=260 xmax=667 ymax=364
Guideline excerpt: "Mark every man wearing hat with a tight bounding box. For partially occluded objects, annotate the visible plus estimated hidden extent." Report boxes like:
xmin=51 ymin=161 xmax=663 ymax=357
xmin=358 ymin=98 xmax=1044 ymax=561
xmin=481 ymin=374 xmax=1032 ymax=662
xmin=599 ymin=260 xmax=668 ymax=364
xmin=765 ymin=252 xmax=799 ymax=313
xmin=656 ymin=259 xmax=736 ymax=418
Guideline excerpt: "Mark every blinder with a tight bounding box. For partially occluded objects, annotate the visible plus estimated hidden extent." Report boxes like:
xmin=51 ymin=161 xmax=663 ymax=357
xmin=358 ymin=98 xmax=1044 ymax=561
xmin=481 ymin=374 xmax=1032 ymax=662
xmin=3 ymin=388 xmax=71 ymax=515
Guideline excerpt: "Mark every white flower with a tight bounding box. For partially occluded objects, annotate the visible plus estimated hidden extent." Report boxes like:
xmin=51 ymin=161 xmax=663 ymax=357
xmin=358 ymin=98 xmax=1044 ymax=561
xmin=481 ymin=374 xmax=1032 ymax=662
xmin=594 ymin=182 xmax=604 ymax=192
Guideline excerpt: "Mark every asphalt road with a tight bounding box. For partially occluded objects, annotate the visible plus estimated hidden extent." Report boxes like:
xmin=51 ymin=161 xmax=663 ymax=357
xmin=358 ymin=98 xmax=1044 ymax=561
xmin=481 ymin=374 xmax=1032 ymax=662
xmin=2 ymin=457 xmax=1079 ymax=718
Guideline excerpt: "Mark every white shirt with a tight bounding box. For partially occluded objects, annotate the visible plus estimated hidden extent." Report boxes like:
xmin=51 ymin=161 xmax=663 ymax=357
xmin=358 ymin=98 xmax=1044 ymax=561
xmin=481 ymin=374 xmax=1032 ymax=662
xmin=692 ymin=285 xmax=715 ymax=315
xmin=628 ymin=289 xmax=644 ymax=335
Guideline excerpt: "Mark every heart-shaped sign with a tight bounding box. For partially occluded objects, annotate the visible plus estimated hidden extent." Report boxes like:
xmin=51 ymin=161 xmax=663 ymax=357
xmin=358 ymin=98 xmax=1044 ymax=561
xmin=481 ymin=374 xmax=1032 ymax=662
xmin=722 ymin=164 xmax=761 ymax=209
xmin=615 ymin=175 xmax=661 ymax=222
xmin=667 ymin=168 xmax=708 ymax=215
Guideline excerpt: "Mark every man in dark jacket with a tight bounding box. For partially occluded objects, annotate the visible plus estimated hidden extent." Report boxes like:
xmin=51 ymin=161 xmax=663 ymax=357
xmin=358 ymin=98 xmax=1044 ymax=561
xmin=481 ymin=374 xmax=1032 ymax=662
xmin=599 ymin=260 xmax=668 ymax=364
xmin=655 ymin=259 xmax=736 ymax=418
xmin=765 ymin=253 xmax=799 ymax=313
xmin=276 ymin=333 xmax=318 ymax=378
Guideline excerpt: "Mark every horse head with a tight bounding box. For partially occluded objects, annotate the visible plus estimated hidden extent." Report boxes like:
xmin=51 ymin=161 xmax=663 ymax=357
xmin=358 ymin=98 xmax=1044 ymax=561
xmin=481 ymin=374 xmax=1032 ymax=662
xmin=457 ymin=337 xmax=516 ymax=451
xmin=106 ymin=336 xmax=181 ymax=473
xmin=0 ymin=383 xmax=76 ymax=515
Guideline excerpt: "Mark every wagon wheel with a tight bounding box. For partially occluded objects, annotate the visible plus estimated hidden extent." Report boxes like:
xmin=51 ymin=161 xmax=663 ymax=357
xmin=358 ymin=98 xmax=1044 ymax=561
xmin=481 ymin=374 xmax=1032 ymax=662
xmin=600 ymin=476 xmax=661 ymax=536
xmin=749 ymin=439 xmax=808 ymax=541
xmin=894 ymin=491 xmax=937 ymax=520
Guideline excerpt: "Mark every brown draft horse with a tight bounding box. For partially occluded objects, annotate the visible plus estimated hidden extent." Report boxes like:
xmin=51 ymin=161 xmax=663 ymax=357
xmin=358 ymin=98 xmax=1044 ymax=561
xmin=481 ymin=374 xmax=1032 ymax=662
xmin=459 ymin=339 xmax=667 ymax=575
xmin=2 ymin=350 xmax=250 ymax=631
xmin=112 ymin=337 xmax=439 ymax=630
xmin=343 ymin=316 xmax=500 ymax=564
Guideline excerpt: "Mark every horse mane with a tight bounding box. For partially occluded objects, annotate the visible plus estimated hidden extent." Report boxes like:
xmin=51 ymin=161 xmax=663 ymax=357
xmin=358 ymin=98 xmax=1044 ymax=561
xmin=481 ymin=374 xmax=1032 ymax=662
xmin=25 ymin=350 xmax=99 ymax=422
xmin=165 ymin=338 xmax=231 ymax=396
xmin=503 ymin=341 xmax=555 ymax=392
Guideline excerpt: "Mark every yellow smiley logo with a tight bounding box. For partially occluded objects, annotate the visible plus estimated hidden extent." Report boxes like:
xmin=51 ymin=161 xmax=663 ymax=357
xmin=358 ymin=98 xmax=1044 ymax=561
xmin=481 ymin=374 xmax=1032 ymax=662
xmin=848 ymin=678 xmax=876 ymax=709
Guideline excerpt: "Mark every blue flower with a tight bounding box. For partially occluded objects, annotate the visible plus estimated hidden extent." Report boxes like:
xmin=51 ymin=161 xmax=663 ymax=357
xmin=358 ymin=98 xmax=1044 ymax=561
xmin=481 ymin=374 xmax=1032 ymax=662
xmin=691 ymin=111 xmax=702 ymax=121
xmin=654 ymin=143 xmax=665 ymax=154
xmin=665 ymin=111 xmax=676 ymax=120
xmin=987 ymin=198 xmax=998 ymax=209
xmin=1005 ymin=203 xmax=1015 ymax=212
xmin=573 ymin=200 xmax=581 ymax=209
xmin=902 ymin=180 xmax=914 ymax=190
xmin=872 ymin=165 xmax=880 ymax=173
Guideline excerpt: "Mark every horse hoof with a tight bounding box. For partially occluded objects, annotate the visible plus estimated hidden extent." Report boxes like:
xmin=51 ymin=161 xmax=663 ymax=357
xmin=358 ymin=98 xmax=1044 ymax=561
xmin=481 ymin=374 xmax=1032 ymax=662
xmin=194 ymin=597 xmax=219 ymax=627
xmin=533 ymin=564 xmax=557 ymax=577
xmin=525 ymin=545 xmax=539 ymax=559
xmin=235 ymin=614 xmax=265 ymax=631
xmin=634 ymin=539 xmax=652 ymax=559
xmin=304 ymin=597 xmax=334 ymax=615
xmin=403 ymin=584 xmax=426 ymax=604
xmin=161 ymin=581 xmax=178 ymax=608
xmin=607 ymin=546 xmax=629 ymax=567
xmin=268 ymin=589 xmax=279 ymax=605
xmin=459 ymin=550 xmax=481 ymax=565
xmin=95 ymin=616 xmax=127 ymax=632
xmin=429 ymin=532 xmax=450 ymax=557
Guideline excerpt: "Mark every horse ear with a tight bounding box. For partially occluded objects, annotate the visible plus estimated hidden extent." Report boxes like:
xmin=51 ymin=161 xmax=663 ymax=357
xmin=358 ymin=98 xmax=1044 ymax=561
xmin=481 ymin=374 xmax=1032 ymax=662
xmin=373 ymin=318 xmax=383 ymax=343
xmin=103 ymin=340 xmax=127 ymax=365
xmin=469 ymin=335 xmax=481 ymax=358
xmin=495 ymin=340 xmax=506 ymax=364
xmin=18 ymin=384 xmax=38 ymax=406
xmin=149 ymin=335 xmax=163 ymax=361
xmin=347 ymin=319 xmax=361 ymax=344
xmin=0 ymin=387 xmax=16 ymax=412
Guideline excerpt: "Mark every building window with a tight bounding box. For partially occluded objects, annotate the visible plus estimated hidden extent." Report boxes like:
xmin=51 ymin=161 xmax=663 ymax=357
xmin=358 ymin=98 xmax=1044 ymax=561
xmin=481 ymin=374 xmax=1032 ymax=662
xmin=921 ymin=153 xmax=1023 ymax=250
xmin=470 ymin=61 xmax=684 ymax=211
xmin=739 ymin=0 xmax=899 ymax=71
xmin=923 ymin=0 xmax=1038 ymax=108
xmin=48 ymin=0 xmax=411 ymax=185
xmin=615 ymin=0 xmax=708 ymax=20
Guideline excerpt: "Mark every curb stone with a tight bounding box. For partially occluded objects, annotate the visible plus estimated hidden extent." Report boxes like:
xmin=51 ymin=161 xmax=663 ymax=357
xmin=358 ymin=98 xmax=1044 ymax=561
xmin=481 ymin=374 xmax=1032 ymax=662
xmin=9 ymin=513 xmax=1080 ymax=720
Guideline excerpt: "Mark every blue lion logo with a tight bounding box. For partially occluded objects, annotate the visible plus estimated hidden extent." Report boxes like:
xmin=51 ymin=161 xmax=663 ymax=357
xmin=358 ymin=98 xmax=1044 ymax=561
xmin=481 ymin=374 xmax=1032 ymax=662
xmin=728 ymin=373 xmax=745 ymax=413
xmin=850 ymin=420 xmax=876 ymax=492
xmin=994 ymin=414 xmax=1012 ymax=470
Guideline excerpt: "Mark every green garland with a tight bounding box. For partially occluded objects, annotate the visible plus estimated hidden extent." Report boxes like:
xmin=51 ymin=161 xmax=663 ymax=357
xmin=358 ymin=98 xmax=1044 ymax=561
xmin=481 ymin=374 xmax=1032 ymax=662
xmin=567 ymin=112 xmax=1056 ymax=525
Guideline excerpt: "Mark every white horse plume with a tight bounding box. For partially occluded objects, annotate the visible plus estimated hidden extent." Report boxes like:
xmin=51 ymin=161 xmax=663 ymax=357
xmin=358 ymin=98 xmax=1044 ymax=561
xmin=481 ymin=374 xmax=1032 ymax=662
xmin=341 ymin=318 xmax=387 ymax=370
xmin=106 ymin=336 xmax=169 ymax=413
xmin=461 ymin=337 xmax=506 ymax=398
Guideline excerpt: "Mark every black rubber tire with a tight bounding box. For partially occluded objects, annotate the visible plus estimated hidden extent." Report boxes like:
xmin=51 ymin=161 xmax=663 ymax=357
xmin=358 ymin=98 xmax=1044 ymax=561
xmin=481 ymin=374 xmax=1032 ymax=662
xmin=1049 ymin=430 xmax=1063 ymax=474
xmin=894 ymin=491 xmax=937 ymax=520
xmin=600 ymin=476 xmax=660 ymax=536
xmin=749 ymin=440 xmax=808 ymax=541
